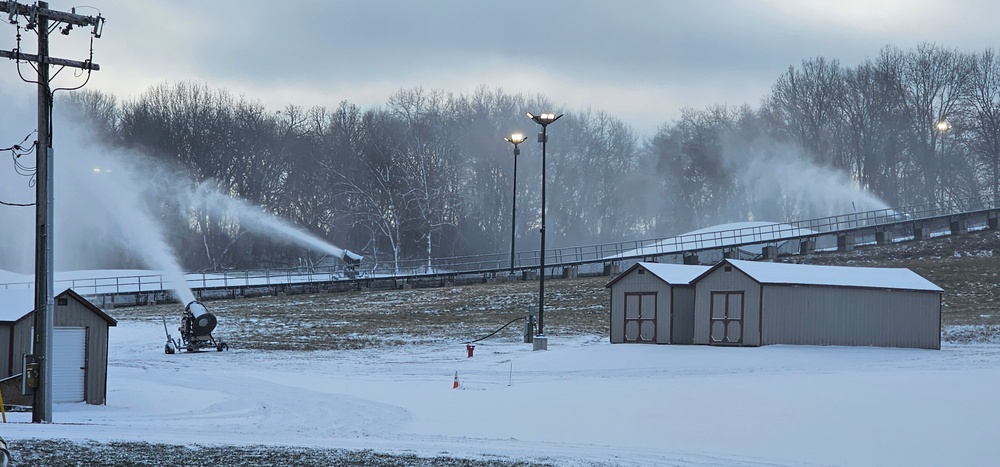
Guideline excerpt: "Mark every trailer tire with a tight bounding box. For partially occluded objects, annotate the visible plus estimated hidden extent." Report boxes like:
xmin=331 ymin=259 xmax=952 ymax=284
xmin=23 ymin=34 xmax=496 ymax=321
xmin=165 ymin=344 xmax=174 ymax=355
xmin=217 ymin=342 xmax=229 ymax=352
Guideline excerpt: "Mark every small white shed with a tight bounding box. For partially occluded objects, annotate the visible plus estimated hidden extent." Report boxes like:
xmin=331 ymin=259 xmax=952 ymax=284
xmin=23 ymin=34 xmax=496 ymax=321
xmin=606 ymin=262 xmax=710 ymax=344
xmin=692 ymin=259 xmax=942 ymax=349
xmin=0 ymin=288 xmax=117 ymax=405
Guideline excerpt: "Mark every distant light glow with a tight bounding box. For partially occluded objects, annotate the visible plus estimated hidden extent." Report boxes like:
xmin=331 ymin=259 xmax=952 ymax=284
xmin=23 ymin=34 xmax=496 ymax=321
xmin=936 ymin=120 xmax=951 ymax=132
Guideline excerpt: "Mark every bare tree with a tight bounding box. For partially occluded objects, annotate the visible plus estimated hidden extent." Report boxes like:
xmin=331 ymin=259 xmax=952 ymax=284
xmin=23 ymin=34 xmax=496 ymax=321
xmin=766 ymin=57 xmax=845 ymax=167
xmin=837 ymin=58 xmax=909 ymax=204
xmin=966 ymin=49 xmax=1000 ymax=199
xmin=896 ymin=43 xmax=976 ymax=203
xmin=328 ymin=108 xmax=411 ymax=273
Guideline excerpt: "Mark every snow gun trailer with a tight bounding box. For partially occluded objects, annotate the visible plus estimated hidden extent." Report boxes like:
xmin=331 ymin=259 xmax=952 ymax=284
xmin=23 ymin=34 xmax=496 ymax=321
xmin=164 ymin=301 xmax=229 ymax=353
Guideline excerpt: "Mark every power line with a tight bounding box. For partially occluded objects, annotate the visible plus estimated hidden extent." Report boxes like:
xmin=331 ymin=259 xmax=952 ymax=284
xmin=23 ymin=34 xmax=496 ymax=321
xmin=3 ymin=130 xmax=38 ymax=185
xmin=0 ymin=131 xmax=35 ymax=152
xmin=0 ymin=200 xmax=34 ymax=206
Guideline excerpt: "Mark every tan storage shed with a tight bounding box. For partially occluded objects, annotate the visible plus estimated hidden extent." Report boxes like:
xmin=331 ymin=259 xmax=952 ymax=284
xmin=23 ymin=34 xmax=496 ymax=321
xmin=692 ymin=259 xmax=942 ymax=349
xmin=0 ymin=288 xmax=117 ymax=405
xmin=606 ymin=262 xmax=710 ymax=344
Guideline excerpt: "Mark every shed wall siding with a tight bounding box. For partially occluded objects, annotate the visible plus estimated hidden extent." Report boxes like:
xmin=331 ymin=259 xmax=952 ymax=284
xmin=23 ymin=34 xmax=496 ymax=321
xmin=12 ymin=319 xmax=33 ymax=375
xmin=55 ymin=299 xmax=111 ymax=405
xmin=694 ymin=267 xmax=761 ymax=346
xmin=761 ymin=285 xmax=941 ymax=349
xmin=609 ymin=270 xmax=671 ymax=344
xmin=0 ymin=325 xmax=11 ymax=376
xmin=4 ymin=297 xmax=113 ymax=405
xmin=670 ymin=286 xmax=696 ymax=344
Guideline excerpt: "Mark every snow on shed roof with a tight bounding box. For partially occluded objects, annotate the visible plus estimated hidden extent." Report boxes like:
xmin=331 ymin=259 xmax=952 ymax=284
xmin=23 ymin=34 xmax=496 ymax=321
xmin=0 ymin=288 xmax=116 ymax=326
xmin=606 ymin=262 xmax=711 ymax=288
xmin=639 ymin=262 xmax=711 ymax=285
xmin=723 ymin=259 xmax=943 ymax=292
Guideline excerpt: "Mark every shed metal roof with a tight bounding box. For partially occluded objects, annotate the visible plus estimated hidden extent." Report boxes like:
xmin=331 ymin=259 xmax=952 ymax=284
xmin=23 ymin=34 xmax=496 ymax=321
xmin=606 ymin=262 xmax=710 ymax=288
xmin=0 ymin=288 xmax=117 ymax=325
xmin=640 ymin=262 xmax=712 ymax=285
xmin=724 ymin=259 xmax=943 ymax=292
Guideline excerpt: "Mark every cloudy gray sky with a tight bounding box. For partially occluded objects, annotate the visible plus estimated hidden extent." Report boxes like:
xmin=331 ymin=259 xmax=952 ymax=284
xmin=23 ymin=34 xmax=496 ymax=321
xmin=3 ymin=0 xmax=999 ymax=136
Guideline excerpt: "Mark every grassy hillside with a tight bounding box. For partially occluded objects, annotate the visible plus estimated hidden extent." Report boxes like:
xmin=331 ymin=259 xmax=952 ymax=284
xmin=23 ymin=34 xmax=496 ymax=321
xmin=123 ymin=229 xmax=1000 ymax=350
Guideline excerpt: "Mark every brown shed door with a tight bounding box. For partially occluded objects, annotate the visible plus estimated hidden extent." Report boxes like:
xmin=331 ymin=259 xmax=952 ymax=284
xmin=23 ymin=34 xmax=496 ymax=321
xmin=709 ymin=291 xmax=744 ymax=345
xmin=624 ymin=292 xmax=657 ymax=342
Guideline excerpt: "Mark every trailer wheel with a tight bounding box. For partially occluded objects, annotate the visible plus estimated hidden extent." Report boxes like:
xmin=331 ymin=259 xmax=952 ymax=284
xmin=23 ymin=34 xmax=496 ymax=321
xmin=217 ymin=342 xmax=229 ymax=352
xmin=165 ymin=344 xmax=175 ymax=355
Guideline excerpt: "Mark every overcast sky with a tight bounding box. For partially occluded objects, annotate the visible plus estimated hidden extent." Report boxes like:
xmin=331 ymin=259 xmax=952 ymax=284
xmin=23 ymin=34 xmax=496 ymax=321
xmin=2 ymin=0 xmax=999 ymax=137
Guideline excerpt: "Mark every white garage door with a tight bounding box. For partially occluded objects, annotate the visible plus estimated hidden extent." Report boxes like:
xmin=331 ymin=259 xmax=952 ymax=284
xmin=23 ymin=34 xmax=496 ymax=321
xmin=53 ymin=327 xmax=86 ymax=403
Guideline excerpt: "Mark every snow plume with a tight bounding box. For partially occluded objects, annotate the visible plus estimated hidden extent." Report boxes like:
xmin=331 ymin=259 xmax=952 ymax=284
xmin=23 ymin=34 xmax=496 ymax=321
xmin=48 ymin=126 xmax=351 ymax=280
xmin=54 ymin=132 xmax=197 ymax=305
xmin=721 ymin=135 xmax=889 ymax=222
xmin=0 ymin=91 xmax=195 ymax=302
xmin=0 ymin=90 xmax=37 ymax=273
xmin=186 ymin=181 xmax=348 ymax=260
xmin=0 ymin=93 xmax=348 ymax=302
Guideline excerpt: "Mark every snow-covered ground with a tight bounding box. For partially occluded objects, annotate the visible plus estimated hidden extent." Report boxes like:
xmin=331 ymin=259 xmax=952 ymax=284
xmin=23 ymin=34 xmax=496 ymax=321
xmin=2 ymin=321 xmax=999 ymax=466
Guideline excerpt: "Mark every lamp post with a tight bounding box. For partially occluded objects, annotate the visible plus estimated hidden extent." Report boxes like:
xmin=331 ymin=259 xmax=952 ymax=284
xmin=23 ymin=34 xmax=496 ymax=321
xmin=504 ymin=133 xmax=527 ymax=274
xmin=936 ymin=120 xmax=951 ymax=203
xmin=526 ymin=112 xmax=562 ymax=341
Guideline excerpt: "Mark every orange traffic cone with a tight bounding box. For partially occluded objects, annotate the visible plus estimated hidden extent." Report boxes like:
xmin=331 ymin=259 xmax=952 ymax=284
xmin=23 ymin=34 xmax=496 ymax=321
xmin=453 ymin=371 xmax=460 ymax=389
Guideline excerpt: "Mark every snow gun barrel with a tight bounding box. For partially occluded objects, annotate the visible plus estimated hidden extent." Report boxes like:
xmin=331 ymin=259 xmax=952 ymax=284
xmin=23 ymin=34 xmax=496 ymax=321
xmin=339 ymin=249 xmax=363 ymax=266
xmin=185 ymin=300 xmax=217 ymax=336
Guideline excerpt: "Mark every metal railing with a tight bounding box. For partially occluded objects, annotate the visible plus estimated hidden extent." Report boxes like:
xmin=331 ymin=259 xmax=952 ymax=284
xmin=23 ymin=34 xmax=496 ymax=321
xmin=1 ymin=195 xmax=997 ymax=297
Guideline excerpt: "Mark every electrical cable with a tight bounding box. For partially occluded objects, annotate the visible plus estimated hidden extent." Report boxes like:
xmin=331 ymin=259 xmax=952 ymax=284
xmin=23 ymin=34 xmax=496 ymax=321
xmin=51 ymin=31 xmax=93 ymax=95
xmin=0 ymin=200 xmax=33 ymax=206
xmin=0 ymin=131 xmax=34 ymax=152
xmin=463 ymin=316 xmax=525 ymax=344
xmin=3 ymin=131 xmax=38 ymax=188
xmin=12 ymin=24 xmax=42 ymax=87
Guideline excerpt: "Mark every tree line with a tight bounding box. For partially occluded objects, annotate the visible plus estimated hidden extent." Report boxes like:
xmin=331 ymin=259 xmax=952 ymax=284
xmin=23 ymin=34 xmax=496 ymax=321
xmin=63 ymin=43 xmax=1000 ymax=272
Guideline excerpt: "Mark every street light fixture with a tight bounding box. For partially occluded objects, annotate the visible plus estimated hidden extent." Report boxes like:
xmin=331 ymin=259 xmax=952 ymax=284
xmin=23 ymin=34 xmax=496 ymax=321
xmin=504 ymin=133 xmax=527 ymax=274
xmin=526 ymin=111 xmax=563 ymax=345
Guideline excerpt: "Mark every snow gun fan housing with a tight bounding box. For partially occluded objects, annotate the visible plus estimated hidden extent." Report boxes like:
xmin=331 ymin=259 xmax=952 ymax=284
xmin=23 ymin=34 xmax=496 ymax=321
xmin=339 ymin=249 xmax=363 ymax=266
xmin=186 ymin=301 xmax=217 ymax=336
xmin=163 ymin=301 xmax=229 ymax=353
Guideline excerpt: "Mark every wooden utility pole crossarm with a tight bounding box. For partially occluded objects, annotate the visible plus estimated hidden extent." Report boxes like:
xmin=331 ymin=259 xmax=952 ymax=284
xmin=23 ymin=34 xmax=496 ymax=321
xmin=0 ymin=2 xmax=104 ymax=29
xmin=0 ymin=50 xmax=100 ymax=70
xmin=0 ymin=0 xmax=104 ymax=424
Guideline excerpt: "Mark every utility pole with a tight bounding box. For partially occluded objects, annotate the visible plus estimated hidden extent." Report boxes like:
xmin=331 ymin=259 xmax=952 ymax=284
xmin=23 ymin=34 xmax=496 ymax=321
xmin=0 ymin=0 xmax=104 ymax=423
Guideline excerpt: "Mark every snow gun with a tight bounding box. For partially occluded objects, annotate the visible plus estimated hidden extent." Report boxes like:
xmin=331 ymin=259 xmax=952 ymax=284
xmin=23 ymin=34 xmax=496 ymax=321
xmin=338 ymin=249 xmax=363 ymax=278
xmin=338 ymin=249 xmax=363 ymax=265
xmin=164 ymin=300 xmax=229 ymax=354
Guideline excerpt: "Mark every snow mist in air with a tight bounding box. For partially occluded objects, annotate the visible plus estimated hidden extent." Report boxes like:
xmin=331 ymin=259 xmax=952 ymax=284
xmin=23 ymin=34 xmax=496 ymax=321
xmin=0 ymin=99 xmax=352 ymax=302
xmin=188 ymin=182 xmax=347 ymax=259
xmin=722 ymin=136 xmax=890 ymax=221
xmin=56 ymin=140 xmax=198 ymax=305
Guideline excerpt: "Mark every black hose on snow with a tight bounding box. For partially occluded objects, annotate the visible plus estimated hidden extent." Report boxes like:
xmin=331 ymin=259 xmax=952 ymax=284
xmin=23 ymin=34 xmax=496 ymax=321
xmin=465 ymin=316 xmax=524 ymax=344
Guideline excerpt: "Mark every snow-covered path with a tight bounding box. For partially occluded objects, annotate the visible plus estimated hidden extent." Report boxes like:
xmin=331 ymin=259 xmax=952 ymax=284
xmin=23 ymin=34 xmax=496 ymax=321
xmin=2 ymin=321 xmax=999 ymax=466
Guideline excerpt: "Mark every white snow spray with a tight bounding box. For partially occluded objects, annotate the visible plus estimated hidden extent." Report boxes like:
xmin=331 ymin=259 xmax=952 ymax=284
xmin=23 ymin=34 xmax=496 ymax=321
xmin=722 ymin=136 xmax=890 ymax=221
xmin=0 ymin=96 xmax=354 ymax=303
xmin=189 ymin=182 xmax=349 ymax=260
xmin=56 ymin=139 xmax=198 ymax=305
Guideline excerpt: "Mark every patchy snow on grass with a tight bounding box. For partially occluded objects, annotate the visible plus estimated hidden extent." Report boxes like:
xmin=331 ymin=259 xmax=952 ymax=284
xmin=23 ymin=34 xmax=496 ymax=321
xmin=2 ymin=320 xmax=999 ymax=466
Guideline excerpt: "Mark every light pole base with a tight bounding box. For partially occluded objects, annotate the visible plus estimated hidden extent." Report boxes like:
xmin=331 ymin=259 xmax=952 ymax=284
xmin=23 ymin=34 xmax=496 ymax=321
xmin=532 ymin=335 xmax=548 ymax=351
